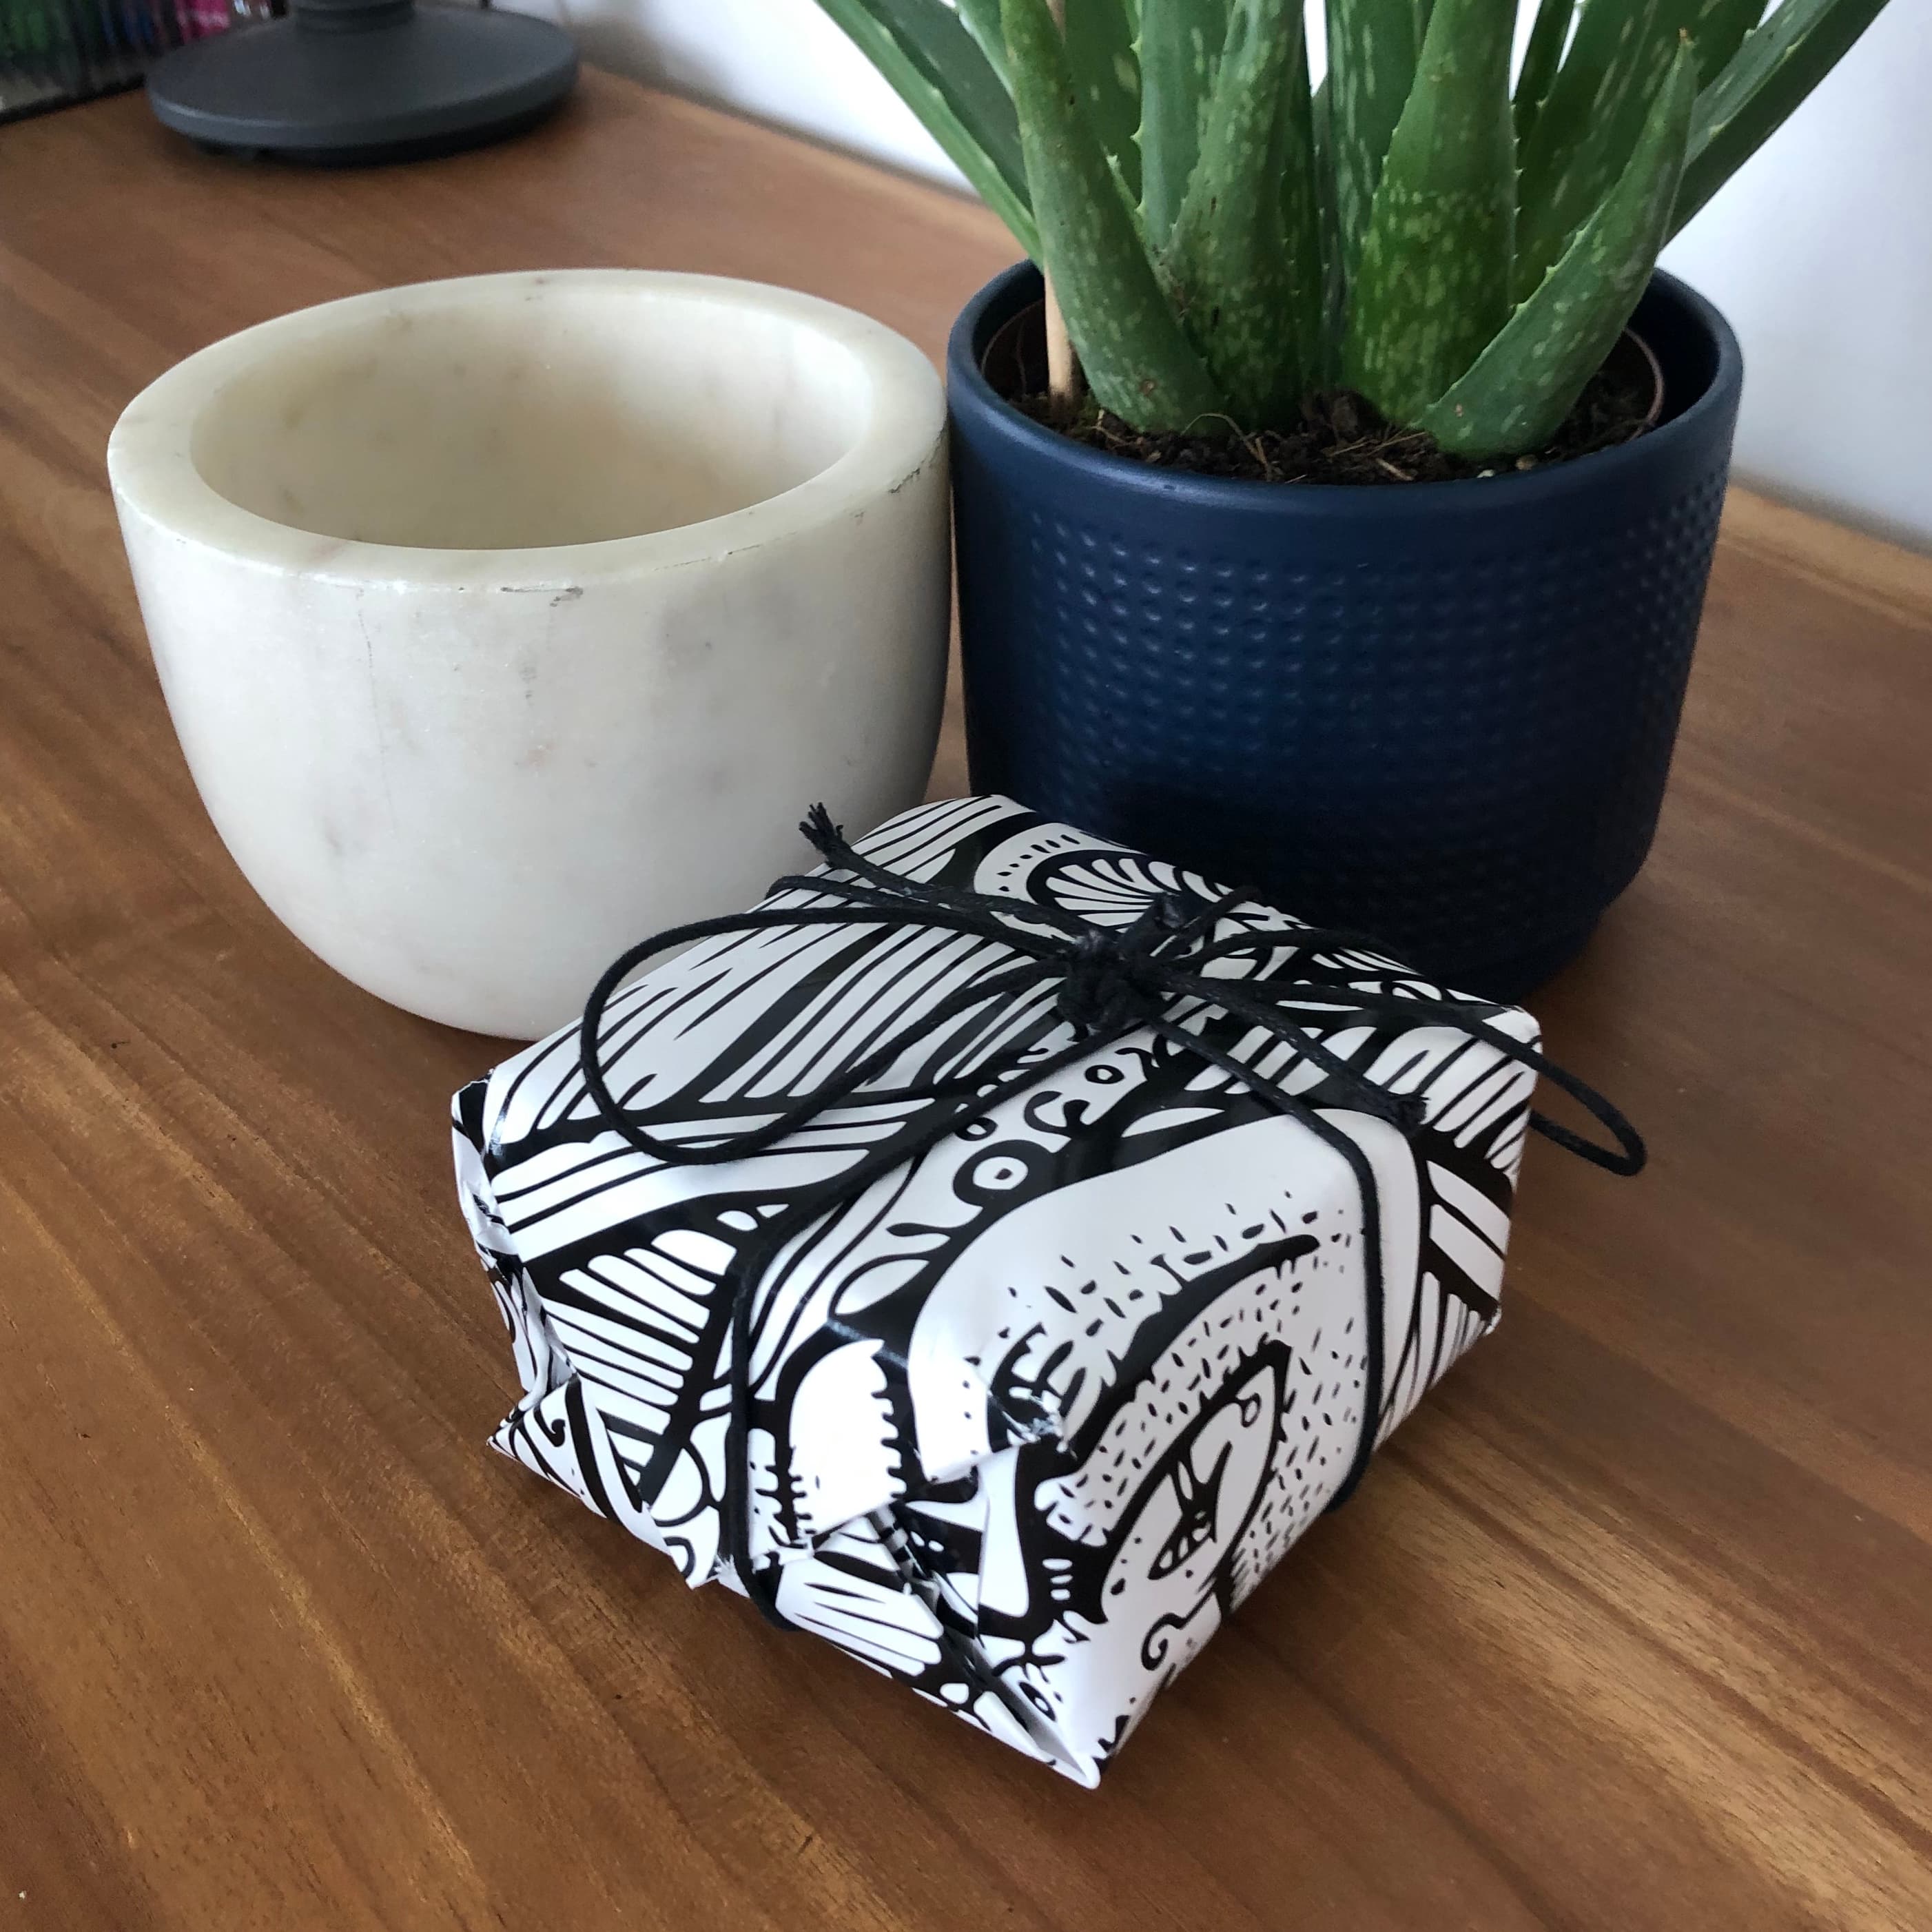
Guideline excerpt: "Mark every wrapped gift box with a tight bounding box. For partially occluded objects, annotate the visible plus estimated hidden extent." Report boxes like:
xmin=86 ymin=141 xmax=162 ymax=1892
xmin=452 ymin=794 xmax=1601 ymax=1785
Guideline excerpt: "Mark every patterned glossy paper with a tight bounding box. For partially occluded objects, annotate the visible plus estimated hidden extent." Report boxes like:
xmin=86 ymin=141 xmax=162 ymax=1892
xmin=453 ymin=795 xmax=1539 ymax=1785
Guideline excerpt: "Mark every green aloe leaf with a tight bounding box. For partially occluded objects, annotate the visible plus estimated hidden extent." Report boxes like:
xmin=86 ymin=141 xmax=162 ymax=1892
xmin=1135 ymin=0 xmax=1230 ymax=246
xmin=1514 ymin=0 xmax=1666 ymax=300
xmin=1309 ymin=76 xmax=1348 ymax=386
xmin=1324 ymin=0 xmax=1432 ymax=298
xmin=1673 ymin=0 xmax=1889 ymax=233
xmin=1515 ymin=0 xmax=1765 ymax=298
xmin=1420 ymin=41 xmax=1695 ymax=458
xmin=1160 ymin=0 xmax=1322 ymax=423
xmin=814 ymin=0 xmax=1038 ymax=254
xmin=955 ymin=0 xmax=1012 ymax=86
xmin=1683 ymin=0 xmax=1768 ymax=80
xmin=1342 ymin=0 xmax=1516 ymax=425
xmin=1513 ymin=0 xmax=1574 ymax=148
xmin=1004 ymin=0 xmax=1222 ymax=430
xmin=1065 ymin=0 xmax=1145 ymax=204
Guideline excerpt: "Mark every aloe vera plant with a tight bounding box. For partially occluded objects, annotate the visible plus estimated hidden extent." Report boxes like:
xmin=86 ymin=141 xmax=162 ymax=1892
xmin=814 ymin=0 xmax=1893 ymax=458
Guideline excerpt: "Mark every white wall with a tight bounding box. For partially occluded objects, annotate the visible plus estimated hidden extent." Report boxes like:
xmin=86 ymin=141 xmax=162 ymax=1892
xmin=542 ymin=0 xmax=1932 ymax=551
xmin=1659 ymin=0 xmax=1932 ymax=553
xmin=554 ymin=0 xmax=957 ymax=181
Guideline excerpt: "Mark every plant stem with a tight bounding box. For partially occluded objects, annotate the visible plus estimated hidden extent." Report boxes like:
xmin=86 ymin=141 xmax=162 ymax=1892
xmin=1042 ymin=0 xmax=1083 ymax=412
xmin=1044 ymin=274 xmax=1080 ymax=411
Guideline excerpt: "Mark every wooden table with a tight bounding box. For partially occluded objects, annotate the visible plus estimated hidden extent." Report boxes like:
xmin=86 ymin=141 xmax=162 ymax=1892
xmin=3 ymin=67 xmax=1930 ymax=1932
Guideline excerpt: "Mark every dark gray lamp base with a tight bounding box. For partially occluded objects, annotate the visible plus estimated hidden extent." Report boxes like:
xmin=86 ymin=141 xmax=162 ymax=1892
xmin=145 ymin=0 xmax=578 ymax=165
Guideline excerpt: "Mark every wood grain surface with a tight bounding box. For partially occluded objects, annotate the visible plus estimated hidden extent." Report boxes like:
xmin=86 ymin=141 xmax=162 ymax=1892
xmin=3 ymin=70 xmax=1931 ymax=1932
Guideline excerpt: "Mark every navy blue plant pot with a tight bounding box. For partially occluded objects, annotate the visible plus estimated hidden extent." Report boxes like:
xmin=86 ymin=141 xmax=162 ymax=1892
xmin=947 ymin=262 xmax=1744 ymax=996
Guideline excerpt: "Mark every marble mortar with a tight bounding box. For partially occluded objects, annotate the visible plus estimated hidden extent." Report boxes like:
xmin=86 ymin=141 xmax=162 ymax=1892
xmin=109 ymin=269 xmax=952 ymax=1038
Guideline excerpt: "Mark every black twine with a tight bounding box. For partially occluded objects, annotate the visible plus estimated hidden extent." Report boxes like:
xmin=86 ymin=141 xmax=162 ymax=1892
xmin=577 ymin=806 xmax=1645 ymax=1631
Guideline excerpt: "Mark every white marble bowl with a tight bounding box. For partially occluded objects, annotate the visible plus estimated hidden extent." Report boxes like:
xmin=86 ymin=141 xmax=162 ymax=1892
xmin=108 ymin=270 xmax=950 ymax=1038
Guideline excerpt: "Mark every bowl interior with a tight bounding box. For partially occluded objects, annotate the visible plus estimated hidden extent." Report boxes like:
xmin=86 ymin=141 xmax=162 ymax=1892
xmin=189 ymin=282 xmax=875 ymax=549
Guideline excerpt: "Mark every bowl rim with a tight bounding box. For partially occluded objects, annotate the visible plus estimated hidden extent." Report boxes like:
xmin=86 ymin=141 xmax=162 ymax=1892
xmin=107 ymin=268 xmax=945 ymax=590
xmin=945 ymin=259 xmax=1743 ymax=519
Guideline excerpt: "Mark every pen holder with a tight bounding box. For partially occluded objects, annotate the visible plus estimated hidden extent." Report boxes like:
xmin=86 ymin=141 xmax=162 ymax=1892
xmin=0 ymin=0 xmax=271 ymax=125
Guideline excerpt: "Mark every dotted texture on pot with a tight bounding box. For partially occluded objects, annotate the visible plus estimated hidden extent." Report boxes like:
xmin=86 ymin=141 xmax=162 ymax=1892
xmin=948 ymin=266 xmax=1743 ymax=996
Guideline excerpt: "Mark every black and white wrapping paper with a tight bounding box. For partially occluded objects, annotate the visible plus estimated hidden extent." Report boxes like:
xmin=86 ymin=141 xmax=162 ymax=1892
xmin=453 ymin=795 xmax=1542 ymax=1785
